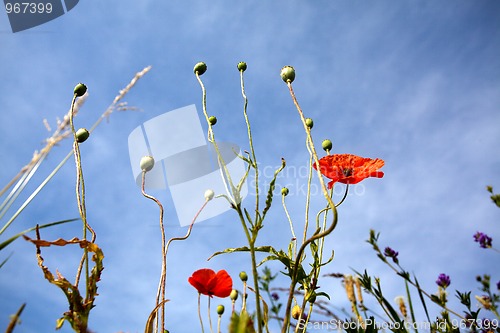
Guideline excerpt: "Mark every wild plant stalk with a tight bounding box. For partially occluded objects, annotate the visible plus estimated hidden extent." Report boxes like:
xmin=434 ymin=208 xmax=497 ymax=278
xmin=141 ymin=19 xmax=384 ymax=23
xmin=70 ymin=85 xmax=96 ymax=293
xmin=140 ymin=155 xmax=212 ymax=333
xmin=0 ymin=66 xmax=151 ymax=247
xmin=367 ymin=231 xmax=466 ymax=320
xmin=280 ymin=68 xmax=339 ymax=333
xmin=282 ymin=191 xmax=297 ymax=256
xmin=197 ymin=293 xmax=205 ymax=333
xmin=239 ymin=64 xmax=259 ymax=216
xmin=194 ymin=63 xmax=265 ymax=332
xmin=140 ymin=168 xmax=167 ymax=333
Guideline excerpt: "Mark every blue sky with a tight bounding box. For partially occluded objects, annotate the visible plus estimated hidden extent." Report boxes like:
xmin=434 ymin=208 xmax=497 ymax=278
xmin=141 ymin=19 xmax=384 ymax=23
xmin=1 ymin=1 xmax=500 ymax=332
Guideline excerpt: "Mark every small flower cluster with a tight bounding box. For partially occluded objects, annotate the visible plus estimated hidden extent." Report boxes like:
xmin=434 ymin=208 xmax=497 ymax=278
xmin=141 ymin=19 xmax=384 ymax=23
xmin=384 ymin=247 xmax=399 ymax=264
xmin=436 ymin=273 xmax=451 ymax=289
xmin=474 ymin=231 xmax=493 ymax=249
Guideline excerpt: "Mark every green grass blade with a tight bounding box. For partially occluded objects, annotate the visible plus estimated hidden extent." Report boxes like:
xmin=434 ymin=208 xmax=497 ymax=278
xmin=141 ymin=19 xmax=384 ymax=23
xmin=0 ymin=152 xmax=72 ymax=236
xmin=414 ymin=276 xmax=430 ymax=322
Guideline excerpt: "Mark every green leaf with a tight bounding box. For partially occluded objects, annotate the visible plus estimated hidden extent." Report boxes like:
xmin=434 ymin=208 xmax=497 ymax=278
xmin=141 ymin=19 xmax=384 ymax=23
xmin=229 ymin=310 xmax=256 ymax=333
xmin=261 ymin=158 xmax=286 ymax=219
xmin=319 ymin=250 xmax=334 ymax=267
xmin=0 ymin=252 xmax=13 ymax=269
xmin=414 ymin=276 xmax=430 ymax=322
xmin=315 ymin=291 xmax=331 ymax=300
xmin=208 ymin=245 xmax=276 ymax=261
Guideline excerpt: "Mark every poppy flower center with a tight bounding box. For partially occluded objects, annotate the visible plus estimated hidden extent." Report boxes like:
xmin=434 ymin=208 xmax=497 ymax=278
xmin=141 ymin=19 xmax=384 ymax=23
xmin=342 ymin=168 xmax=353 ymax=177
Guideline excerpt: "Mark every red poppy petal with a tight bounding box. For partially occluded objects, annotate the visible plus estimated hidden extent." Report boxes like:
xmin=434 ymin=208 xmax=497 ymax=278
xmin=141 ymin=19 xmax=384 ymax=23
xmin=188 ymin=269 xmax=216 ymax=296
xmin=188 ymin=277 xmax=210 ymax=295
xmin=211 ymin=270 xmax=233 ymax=298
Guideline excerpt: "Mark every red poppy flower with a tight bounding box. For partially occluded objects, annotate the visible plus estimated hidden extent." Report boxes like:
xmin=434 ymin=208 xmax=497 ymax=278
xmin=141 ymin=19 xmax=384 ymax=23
xmin=313 ymin=154 xmax=384 ymax=188
xmin=188 ymin=269 xmax=233 ymax=298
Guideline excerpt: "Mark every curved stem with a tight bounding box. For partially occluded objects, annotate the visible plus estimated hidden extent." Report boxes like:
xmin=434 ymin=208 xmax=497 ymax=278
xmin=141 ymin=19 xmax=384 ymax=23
xmin=281 ymin=205 xmax=338 ymax=333
xmin=282 ymin=193 xmax=297 ymax=256
xmin=240 ymin=69 xmax=259 ymax=215
xmin=208 ymin=297 xmax=214 ymax=333
xmin=197 ymin=293 xmax=205 ymax=333
xmin=281 ymin=81 xmax=340 ymax=332
xmin=236 ymin=207 xmax=263 ymax=333
xmin=141 ymin=171 xmax=167 ymax=333
xmin=195 ymin=72 xmax=239 ymax=206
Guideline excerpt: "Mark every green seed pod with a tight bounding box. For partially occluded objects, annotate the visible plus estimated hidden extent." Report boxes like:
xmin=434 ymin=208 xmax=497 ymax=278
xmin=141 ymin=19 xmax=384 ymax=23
xmin=321 ymin=139 xmax=333 ymax=152
xmin=281 ymin=187 xmax=289 ymax=196
xmin=194 ymin=62 xmax=207 ymax=75
xmin=216 ymin=304 xmax=225 ymax=315
xmin=140 ymin=156 xmax=155 ymax=172
xmin=237 ymin=62 xmax=247 ymax=72
xmin=305 ymin=118 xmax=314 ymax=129
xmin=230 ymin=289 xmax=238 ymax=301
xmin=280 ymin=66 xmax=295 ymax=83
xmin=208 ymin=116 xmax=217 ymax=126
xmin=74 ymin=83 xmax=87 ymax=97
xmin=239 ymin=271 xmax=248 ymax=282
xmin=75 ymin=128 xmax=90 ymax=143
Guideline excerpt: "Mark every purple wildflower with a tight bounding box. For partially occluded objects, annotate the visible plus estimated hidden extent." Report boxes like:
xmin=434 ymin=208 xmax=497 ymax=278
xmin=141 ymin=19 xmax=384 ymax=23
xmin=473 ymin=232 xmax=492 ymax=248
xmin=436 ymin=273 xmax=451 ymax=288
xmin=497 ymin=280 xmax=500 ymax=290
xmin=271 ymin=292 xmax=279 ymax=301
xmin=384 ymin=247 xmax=399 ymax=264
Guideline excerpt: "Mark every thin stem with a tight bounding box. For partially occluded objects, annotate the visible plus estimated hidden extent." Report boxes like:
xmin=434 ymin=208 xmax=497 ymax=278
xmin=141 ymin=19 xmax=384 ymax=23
xmin=236 ymin=207 xmax=263 ymax=333
xmin=197 ymin=293 xmax=205 ymax=333
xmin=376 ymin=248 xmax=465 ymax=320
xmin=217 ymin=314 xmax=222 ymax=333
xmin=69 ymin=94 xmax=95 ymax=300
xmin=282 ymin=193 xmax=296 ymax=256
xmin=141 ymin=171 xmax=167 ymax=333
xmin=0 ymin=67 xmax=151 ymax=238
xmin=240 ymin=69 xmax=259 ymax=215
xmin=195 ymin=72 xmax=239 ymax=206
xmin=281 ymin=82 xmax=339 ymax=333
xmin=336 ymin=185 xmax=349 ymax=207
xmin=163 ymin=199 xmax=209 ymax=291
xmin=208 ymin=297 xmax=214 ymax=333
xmin=242 ymin=281 xmax=247 ymax=312
xmin=301 ymin=156 xmax=313 ymax=245
xmin=281 ymin=206 xmax=338 ymax=333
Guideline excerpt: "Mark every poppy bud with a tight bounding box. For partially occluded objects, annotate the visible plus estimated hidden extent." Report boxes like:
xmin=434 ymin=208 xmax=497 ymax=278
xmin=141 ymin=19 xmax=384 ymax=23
xmin=237 ymin=62 xmax=247 ymax=72
xmin=281 ymin=187 xmax=289 ymax=196
xmin=291 ymin=305 xmax=301 ymax=320
xmin=194 ymin=62 xmax=207 ymax=75
xmin=75 ymin=128 xmax=90 ymax=143
xmin=280 ymin=66 xmax=295 ymax=83
xmin=230 ymin=289 xmax=238 ymax=301
xmin=140 ymin=156 xmax=155 ymax=172
xmin=321 ymin=139 xmax=332 ymax=152
xmin=216 ymin=304 xmax=225 ymax=315
xmin=239 ymin=271 xmax=248 ymax=282
xmin=204 ymin=189 xmax=215 ymax=201
xmin=305 ymin=118 xmax=314 ymax=129
xmin=74 ymin=83 xmax=87 ymax=97
xmin=208 ymin=116 xmax=217 ymax=126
